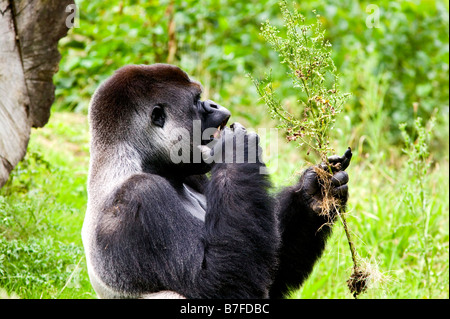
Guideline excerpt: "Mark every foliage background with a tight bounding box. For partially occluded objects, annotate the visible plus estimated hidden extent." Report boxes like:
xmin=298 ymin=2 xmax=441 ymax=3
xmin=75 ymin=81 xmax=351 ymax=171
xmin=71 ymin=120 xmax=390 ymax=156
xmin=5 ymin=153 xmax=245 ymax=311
xmin=0 ymin=0 xmax=448 ymax=298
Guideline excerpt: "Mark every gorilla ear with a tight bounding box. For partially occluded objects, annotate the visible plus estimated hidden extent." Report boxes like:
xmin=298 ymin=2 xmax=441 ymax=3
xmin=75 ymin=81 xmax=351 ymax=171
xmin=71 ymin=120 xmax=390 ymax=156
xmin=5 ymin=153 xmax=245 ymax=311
xmin=151 ymin=105 xmax=166 ymax=128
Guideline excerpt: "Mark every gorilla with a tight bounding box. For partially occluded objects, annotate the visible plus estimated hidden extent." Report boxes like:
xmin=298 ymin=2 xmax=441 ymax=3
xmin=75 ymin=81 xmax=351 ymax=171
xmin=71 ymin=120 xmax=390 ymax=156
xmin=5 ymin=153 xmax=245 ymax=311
xmin=82 ymin=63 xmax=351 ymax=299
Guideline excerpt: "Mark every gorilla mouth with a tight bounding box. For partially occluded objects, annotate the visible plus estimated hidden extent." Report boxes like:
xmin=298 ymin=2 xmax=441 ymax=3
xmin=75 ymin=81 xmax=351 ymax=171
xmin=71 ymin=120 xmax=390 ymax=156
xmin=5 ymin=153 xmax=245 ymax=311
xmin=212 ymin=117 xmax=230 ymax=139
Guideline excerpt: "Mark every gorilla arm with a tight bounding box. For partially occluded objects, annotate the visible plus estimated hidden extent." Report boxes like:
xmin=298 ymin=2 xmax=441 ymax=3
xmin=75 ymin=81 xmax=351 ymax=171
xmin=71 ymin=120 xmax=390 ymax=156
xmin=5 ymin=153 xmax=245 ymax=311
xmin=193 ymin=124 xmax=279 ymax=298
xmin=198 ymin=160 xmax=279 ymax=298
xmin=269 ymin=148 xmax=352 ymax=298
xmin=93 ymin=173 xmax=206 ymax=298
xmin=94 ymin=163 xmax=278 ymax=299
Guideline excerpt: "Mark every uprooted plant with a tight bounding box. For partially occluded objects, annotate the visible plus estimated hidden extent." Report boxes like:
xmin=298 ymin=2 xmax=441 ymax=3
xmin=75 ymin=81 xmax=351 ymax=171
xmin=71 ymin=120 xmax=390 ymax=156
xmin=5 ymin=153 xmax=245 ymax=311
xmin=250 ymin=0 xmax=379 ymax=298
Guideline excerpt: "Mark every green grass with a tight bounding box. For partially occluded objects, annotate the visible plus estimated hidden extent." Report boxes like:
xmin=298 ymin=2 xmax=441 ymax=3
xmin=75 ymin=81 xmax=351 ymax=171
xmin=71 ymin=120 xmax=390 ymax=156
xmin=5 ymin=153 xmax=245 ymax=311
xmin=0 ymin=112 xmax=95 ymax=299
xmin=0 ymin=111 xmax=448 ymax=299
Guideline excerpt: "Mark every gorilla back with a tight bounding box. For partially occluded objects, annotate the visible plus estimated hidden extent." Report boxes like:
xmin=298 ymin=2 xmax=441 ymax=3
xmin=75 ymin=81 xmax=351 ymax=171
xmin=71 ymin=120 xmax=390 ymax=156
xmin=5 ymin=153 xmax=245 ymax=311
xmin=83 ymin=64 xmax=351 ymax=299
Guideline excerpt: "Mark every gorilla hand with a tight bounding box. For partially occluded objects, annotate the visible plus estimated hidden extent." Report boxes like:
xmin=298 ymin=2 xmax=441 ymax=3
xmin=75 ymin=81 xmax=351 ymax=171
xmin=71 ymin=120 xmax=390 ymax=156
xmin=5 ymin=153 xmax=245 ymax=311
xmin=298 ymin=147 xmax=352 ymax=216
xmin=199 ymin=122 xmax=263 ymax=166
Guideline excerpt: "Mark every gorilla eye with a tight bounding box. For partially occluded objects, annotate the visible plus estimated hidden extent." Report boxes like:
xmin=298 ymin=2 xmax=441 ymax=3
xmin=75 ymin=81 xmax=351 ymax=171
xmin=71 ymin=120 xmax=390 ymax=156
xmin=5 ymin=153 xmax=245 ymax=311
xmin=151 ymin=105 xmax=166 ymax=128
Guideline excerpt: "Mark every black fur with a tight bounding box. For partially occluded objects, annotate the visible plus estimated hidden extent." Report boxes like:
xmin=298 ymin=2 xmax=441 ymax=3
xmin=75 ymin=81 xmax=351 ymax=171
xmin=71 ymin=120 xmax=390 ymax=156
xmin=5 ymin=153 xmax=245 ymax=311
xmin=83 ymin=64 xmax=351 ymax=299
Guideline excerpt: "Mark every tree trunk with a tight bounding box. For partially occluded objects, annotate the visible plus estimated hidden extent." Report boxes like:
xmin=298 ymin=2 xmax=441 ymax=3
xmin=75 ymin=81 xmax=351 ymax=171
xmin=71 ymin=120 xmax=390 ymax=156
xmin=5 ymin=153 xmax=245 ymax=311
xmin=0 ymin=0 xmax=73 ymax=187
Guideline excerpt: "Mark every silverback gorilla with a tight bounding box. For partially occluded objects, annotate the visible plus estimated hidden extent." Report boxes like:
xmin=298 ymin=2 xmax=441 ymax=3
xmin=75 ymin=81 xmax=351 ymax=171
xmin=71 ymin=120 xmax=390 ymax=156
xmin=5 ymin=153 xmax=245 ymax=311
xmin=82 ymin=64 xmax=351 ymax=299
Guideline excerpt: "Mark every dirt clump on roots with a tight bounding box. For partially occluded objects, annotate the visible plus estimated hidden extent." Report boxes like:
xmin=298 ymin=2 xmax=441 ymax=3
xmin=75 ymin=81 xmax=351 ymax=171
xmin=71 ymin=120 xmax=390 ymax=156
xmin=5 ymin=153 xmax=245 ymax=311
xmin=347 ymin=268 xmax=371 ymax=298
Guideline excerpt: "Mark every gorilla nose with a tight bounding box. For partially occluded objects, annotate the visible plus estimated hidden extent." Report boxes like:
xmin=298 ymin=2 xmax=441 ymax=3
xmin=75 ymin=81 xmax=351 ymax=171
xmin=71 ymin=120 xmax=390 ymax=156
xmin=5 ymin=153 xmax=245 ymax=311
xmin=203 ymin=100 xmax=224 ymax=112
xmin=206 ymin=100 xmax=217 ymax=109
xmin=203 ymin=100 xmax=230 ymax=121
xmin=201 ymin=100 xmax=231 ymax=136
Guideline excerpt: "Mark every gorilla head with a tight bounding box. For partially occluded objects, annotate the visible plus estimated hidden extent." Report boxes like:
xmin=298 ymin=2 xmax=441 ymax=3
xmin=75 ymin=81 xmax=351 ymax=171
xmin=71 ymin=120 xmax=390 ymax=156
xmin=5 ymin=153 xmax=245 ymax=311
xmin=89 ymin=64 xmax=230 ymax=178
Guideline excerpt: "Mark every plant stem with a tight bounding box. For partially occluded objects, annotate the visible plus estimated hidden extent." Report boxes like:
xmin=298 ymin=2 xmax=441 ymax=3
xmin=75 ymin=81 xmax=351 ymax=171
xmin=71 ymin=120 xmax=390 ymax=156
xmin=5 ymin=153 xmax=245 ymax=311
xmin=337 ymin=207 xmax=359 ymax=271
xmin=300 ymin=77 xmax=311 ymax=100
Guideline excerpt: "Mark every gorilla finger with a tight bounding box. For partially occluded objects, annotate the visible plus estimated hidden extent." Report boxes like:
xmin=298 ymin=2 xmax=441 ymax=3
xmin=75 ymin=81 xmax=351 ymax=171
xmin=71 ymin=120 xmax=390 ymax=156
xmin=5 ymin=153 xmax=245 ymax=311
xmin=327 ymin=147 xmax=352 ymax=171
xmin=322 ymin=156 xmax=341 ymax=173
xmin=327 ymin=155 xmax=342 ymax=164
xmin=246 ymin=132 xmax=260 ymax=144
xmin=256 ymin=145 xmax=264 ymax=164
xmin=222 ymin=127 xmax=233 ymax=135
xmin=220 ymin=127 xmax=235 ymax=143
xmin=230 ymin=122 xmax=246 ymax=135
xmin=340 ymin=147 xmax=352 ymax=171
xmin=319 ymin=162 xmax=334 ymax=172
xmin=332 ymin=184 xmax=348 ymax=199
xmin=301 ymin=167 xmax=320 ymax=195
xmin=331 ymin=171 xmax=349 ymax=186
xmin=198 ymin=145 xmax=215 ymax=163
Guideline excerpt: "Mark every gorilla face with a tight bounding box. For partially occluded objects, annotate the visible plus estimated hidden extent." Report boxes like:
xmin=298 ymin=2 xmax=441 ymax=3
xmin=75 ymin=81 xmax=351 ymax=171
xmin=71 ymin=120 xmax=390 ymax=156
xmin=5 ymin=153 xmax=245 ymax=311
xmin=89 ymin=64 xmax=231 ymax=177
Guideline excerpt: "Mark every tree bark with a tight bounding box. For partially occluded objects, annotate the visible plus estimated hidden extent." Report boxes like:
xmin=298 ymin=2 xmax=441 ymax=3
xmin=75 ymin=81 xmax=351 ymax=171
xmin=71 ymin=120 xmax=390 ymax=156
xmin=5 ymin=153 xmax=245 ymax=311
xmin=0 ymin=0 xmax=73 ymax=187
